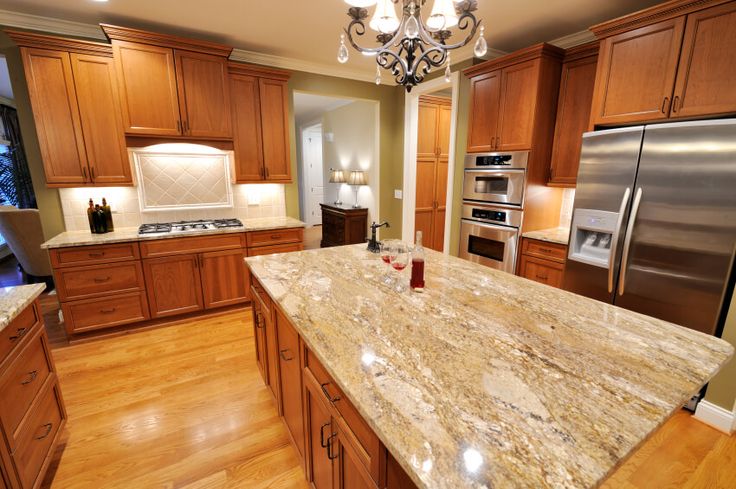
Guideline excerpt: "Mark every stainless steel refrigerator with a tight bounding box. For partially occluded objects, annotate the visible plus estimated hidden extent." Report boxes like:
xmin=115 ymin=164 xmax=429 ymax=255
xmin=564 ymin=119 xmax=736 ymax=337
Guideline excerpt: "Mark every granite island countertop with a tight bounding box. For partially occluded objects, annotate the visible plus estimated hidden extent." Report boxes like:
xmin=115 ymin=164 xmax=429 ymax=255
xmin=245 ymin=244 xmax=733 ymax=489
xmin=522 ymin=226 xmax=571 ymax=245
xmin=0 ymin=283 xmax=45 ymax=333
xmin=41 ymin=216 xmax=306 ymax=249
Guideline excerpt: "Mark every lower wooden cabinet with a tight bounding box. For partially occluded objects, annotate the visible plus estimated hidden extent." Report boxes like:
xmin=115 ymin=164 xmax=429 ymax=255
xmin=518 ymin=238 xmax=568 ymax=289
xmin=320 ymin=204 xmax=368 ymax=248
xmin=200 ymin=249 xmax=248 ymax=309
xmin=251 ymin=292 xmax=268 ymax=385
xmin=333 ymin=419 xmax=376 ymax=489
xmin=143 ymin=254 xmax=204 ymax=318
xmin=304 ymin=374 xmax=335 ymax=489
xmin=275 ymin=308 xmax=304 ymax=459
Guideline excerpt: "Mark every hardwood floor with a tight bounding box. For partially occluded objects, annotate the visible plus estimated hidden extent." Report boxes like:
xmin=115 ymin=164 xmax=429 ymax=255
xmin=37 ymin=297 xmax=734 ymax=488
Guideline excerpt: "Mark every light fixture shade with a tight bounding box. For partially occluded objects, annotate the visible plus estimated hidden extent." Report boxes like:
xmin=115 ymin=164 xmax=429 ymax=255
xmin=345 ymin=0 xmax=377 ymax=6
xmin=369 ymin=0 xmax=400 ymax=34
xmin=348 ymin=170 xmax=368 ymax=186
xmin=329 ymin=168 xmax=346 ymax=183
xmin=426 ymin=0 xmax=459 ymax=30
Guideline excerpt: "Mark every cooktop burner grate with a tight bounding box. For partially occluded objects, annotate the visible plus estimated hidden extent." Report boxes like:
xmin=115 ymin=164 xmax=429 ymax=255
xmin=138 ymin=218 xmax=244 ymax=235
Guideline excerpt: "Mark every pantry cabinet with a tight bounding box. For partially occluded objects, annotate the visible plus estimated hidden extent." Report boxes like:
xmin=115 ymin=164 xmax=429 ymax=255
xmin=589 ymin=0 xmax=736 ymax=126
xmin=9 ymin=31 xmax=132 ymax=187
xmin=229 ymin=63 xmax=292 ymax=183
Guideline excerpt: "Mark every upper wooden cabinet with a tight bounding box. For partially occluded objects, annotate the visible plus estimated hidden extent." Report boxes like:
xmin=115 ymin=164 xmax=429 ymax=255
xmin=229 ymin=63 xmax=292 ymax=183
xmin=9 ymin=31 xmax=132 ymax=187
xmin=589 ymin=0 xmax=736 ymax=126
xmin=548 ymin=42 xmax=599 ymax=187
xmin=102 ymin=24 xmax=233 ymax=139
xmin=464 ymin=44 xmax=564 ymax=153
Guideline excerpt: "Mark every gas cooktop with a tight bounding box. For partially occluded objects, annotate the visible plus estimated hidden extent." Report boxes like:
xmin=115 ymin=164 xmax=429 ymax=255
xmin=138 ymin=218 xmax=244 ymax=235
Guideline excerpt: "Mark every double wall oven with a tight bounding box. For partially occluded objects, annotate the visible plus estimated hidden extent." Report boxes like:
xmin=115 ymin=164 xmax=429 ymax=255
xmin=459 ymin=152 xmax=528 ymax=273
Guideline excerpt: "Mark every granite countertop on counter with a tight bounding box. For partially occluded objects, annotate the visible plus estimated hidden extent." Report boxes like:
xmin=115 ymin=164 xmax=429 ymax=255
xmin=0 ymin=284 xmax=45 ymax=333
xmin=245 ymin=245 xmax=733 ymax=489
xmin=522 ymin=226 xmax=571 ymax=245
xmin=41 ymin=216 xmax=306 ymax=249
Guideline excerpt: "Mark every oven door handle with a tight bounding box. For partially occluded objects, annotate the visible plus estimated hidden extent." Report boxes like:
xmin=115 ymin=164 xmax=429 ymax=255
xmin=461 ymin=219 xmax=519 ymax=235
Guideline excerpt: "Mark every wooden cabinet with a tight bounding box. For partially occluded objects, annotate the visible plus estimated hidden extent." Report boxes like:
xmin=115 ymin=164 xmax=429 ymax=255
xmin=320 ymin=204 xmax=368 ymax=248
xmin=548 ymin=42 xmax=599 ymax=187
xmin=497 ymin=59 xmax=539 ymax=151
xmin=304 ymin=369 xmax=335 ymax=489
xmin=415 ymin=96 xmax=451 ymax=251
xmin=589 ymin=0 xmax=736 ymax=126
xmin=0 ymin=299 xmax=66 ymax=489
xmin=200 ymin=249 xmax=247 ymax=309
xmin=333 ymin=421 xmax=377 ymax=489
xmin=275 ymin=308 xmax=304 ymax=459
xmin=9 ymin=31 xmax=132 ymax=187
xmin=467 ymin=71 xmax=501 ymax=152
xmin=518 ymin=238 xmax=568 ymax=289
xmin=143 ymin=254 xmax=204 ymax=318
xmin=229 ymin=64 xmax=292 ymax=183
xmin=103 ymin=24 xmax=233 ymax=139
xmin=250 ymin=278 xmax=271 ymax=385
xmin=386 ymin=453 xmax=419 ymax=489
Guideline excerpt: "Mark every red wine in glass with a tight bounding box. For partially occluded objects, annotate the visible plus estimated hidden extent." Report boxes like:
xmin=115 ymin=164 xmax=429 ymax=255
xmin=381 ymin=255 xmax=391 ymax=264
xmin=392 ymin=262 xmax=407 ymax=271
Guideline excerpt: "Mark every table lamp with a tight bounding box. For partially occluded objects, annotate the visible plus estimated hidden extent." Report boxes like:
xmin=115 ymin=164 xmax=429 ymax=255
xmin=348 ymin=170 xmax=367 ymax=208
xmin=329 ymin=168 xmax=346 ymax=205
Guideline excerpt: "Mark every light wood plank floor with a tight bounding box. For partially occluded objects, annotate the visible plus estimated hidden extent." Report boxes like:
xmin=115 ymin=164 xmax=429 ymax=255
xmin=38 ymin=300 xmax=735 ymax=488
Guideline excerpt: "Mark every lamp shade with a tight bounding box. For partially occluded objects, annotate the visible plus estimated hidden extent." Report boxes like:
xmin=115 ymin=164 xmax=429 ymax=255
xmin=329 ymin=168 xmax=346 ymax=183
xmin=348 ymin=170 xmax=368 ymax=186
xmin=427 ymin=0 xmax=459 ymax=30
xmin=369 ymin=0 xmax=400 ymax=34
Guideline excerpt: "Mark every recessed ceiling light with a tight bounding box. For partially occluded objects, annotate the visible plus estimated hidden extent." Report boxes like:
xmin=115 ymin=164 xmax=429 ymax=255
xmin=92 ymin=0 xmax=108 ymax=3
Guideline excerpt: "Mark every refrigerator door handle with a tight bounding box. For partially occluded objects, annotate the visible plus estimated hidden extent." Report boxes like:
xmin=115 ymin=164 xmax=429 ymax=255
xmin=618 ymin=187 xmax=643 ymax=296
xmin=608 ymin=187 xmax=631 ymax=293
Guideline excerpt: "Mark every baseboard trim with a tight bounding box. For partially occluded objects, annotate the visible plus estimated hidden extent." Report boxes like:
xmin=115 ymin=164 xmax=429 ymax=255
xmin=693 ymin=400 xmax=735 ymax=434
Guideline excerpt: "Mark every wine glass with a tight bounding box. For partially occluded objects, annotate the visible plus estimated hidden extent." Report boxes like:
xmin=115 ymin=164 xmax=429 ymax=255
xmin=379 ymin=239 xmax=396 ymax=284
xmin=391 ymin=241 xmax=410 ymax=291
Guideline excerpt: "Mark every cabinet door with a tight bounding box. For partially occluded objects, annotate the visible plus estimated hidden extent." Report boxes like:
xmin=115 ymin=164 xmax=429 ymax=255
xmin=590 ymin=18 xmax=685 ymax=125
xmin=175 ymin=50 xmax=232 ymax=139
xmin=200 ymin=249 xmax=247 ymax=309
xmin=252 ymin=296 xmax=268 ymax=384
xmin=672 ymin=2 xmax=736 ymax=118
xmin=386 ymin=453 xmax=418 ymax=489
xmin=497 ymin=60 xmax=539 ymax=151
xmin=113 ymin=41 xmax=181 ymax=136
xmin=433 ymin=105 xmax=452 ymax=252
xmin=416 ymin=101 xmax=439 ymax=160
xmin=466 ymin=70 xmax=501 ymax=152
xmin=259 ymin=78 xmax=291 ymax=181
xmin=263 ymin=305 xmax=281 ymax=408
xmin=230 ymin=74 xmax=265 ymax=182
xmin=549 ymin=55 xmax=598 ymax=186
xmin=276 ymin=309 xmax=305 ymax=459
xmin=304 ymin=372 xmax=334 ymax=489
xmin=70 ymin=53 xmax=132 ymax=185
xmin=20 ymin=48 xmax=88 ymax=185
xmin=143 ymin=254 xmax=203 ymax=318
xmin=414 ymin=157 xmax=436 ymax=249
xmin=519 ymin=255 xmax=565 ymax=288
xmin=333 ymin=422 xmax=377 ymax=489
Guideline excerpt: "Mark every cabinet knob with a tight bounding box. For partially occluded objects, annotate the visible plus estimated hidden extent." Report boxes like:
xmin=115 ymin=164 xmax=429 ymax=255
xmin=661 ymin=96 xmax=670 ymax=114
xmin=279 ymin=349 xmax=294 ymax=361
xmin=672 ymin=96 xmax=680 ymax=113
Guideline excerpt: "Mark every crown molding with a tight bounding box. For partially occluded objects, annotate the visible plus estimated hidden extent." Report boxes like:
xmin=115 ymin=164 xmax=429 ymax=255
xmin=549 ymin=29 xmax=596 ymax=49
xmin=0 ymin=9 xmax=105 ymax=40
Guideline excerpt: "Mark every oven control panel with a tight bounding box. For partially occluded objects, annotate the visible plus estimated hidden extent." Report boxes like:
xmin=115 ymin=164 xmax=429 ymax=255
xmin=471 ymin=208 xmax=506 ymax=223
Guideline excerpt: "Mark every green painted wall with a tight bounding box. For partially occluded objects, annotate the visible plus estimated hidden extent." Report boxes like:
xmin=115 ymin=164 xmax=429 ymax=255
xmin=286 ymin=71 xmax=404 ymax=239
xmin=448 ymin=60 xmax=473 ymax=257
xmin=704 ymin=292 xmax=736 ymax=412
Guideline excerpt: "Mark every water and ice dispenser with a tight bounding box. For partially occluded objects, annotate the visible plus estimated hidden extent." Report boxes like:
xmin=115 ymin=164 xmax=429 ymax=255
xmin=568 ymin=209 xmax=620 ymax=268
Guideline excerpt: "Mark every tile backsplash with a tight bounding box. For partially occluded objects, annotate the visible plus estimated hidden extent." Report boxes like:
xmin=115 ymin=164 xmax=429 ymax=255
xmin=559 ymin=188 xmax=576 ymax=228
xmin=59 ymin=184 xmax=286 ymax=232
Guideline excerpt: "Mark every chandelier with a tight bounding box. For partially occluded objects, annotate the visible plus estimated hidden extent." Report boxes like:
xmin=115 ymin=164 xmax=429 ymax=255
xmin=337 ymin=0 xmax=487 ymax=91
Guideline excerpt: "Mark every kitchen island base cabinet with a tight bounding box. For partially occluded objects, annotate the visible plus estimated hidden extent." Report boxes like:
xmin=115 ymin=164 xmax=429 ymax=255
xmin=275 ymin=309 xmax=304 ymax=460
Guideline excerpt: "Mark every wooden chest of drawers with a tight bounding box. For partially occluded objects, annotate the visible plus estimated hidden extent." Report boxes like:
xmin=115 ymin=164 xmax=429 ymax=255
xmin=320 ymin=204 xmax=368 ymax=248
xmin=0 ymin=299 xmax=66 ymax=489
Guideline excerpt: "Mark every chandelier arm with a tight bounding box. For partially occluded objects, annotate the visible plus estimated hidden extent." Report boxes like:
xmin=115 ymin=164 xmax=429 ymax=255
xmin=416 ymin=11 xmax=481 ymax=50
xmin=377 ymin=49 xmax=409 ymax=85
xmin=343 ymin=16 xmax=405 ymax=54
xmin=411 ymin=45 xmax=447 ymax=84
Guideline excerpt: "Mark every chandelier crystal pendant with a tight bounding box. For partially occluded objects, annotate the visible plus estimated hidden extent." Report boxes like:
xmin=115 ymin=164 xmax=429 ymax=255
xmin=337 ymin=0 xmax=488 ymax=91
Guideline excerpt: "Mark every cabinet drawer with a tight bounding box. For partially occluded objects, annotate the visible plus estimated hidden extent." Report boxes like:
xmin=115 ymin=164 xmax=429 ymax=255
xmin=49 ymin=242 xmax=140 ymax=268
xmin=250 ymin=276 xmax=271 ymax=317
xmin=305 ymin=348 xmax=383 ymax=482
xmin=55 ymin=261 xmax=145 ymax=302
xmin=0 ymin=328 xmax=52 ymax=447
xmin=140 ymin=233 xmax=246 ymax=258
xmin=14 ymin=380 xmax=64 ymax=489
xmin=0 ymin=302 xmax=40 ymax=365
xmin=519 ymin=255 xmax=565 ymax=289
xmin=247 ymin=243 xmax=303 ymax=257
xmin=246 ymin=227 xmax=303 ymax=247
xmin=62 ymin=292 xmax=149 ymax=334
xmin=522 ymin=238 xmax=568 ymax=262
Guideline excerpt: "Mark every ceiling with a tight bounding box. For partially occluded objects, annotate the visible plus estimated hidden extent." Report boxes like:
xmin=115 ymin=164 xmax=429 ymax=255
xmin=0 ymin=0 xmax=664 ymax=80
xmin=294 ymin=93 xmax=354 ymax=126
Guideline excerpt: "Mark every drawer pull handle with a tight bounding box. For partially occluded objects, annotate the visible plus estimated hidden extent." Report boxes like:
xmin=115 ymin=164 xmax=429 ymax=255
xmin=35 ymin=423 xmax=53 ymax=440
xmin=255 ymin=313 xmax=265 ymax=329
xmin=320 ymin=382 xmax=341 ymax=404
xmin=535 ymin=274 xmax=548 ymax=280
xmin=100 ymin=308 xmax=117 ymax=314
xmin=21 ymin=370 xmax=38 ymax=385
xmin=88 ymin=252 xmax=105 ymax=258
xmin=320 ymin=422 xmax=331 ymax=448
xmin=538 ymin=248 xmax=552 ymax=253
xmin=279 ymin=349 xmax=294 ymax=361
xmin=326 ymin=432 xmax=339 ymax=460
xmin=9 ymin=327 xmax=28 ymax=342
xmin=94 ymin=276 xmax=111 ymax=283
xmin=270 ymin=234 xmax=282 ymax=240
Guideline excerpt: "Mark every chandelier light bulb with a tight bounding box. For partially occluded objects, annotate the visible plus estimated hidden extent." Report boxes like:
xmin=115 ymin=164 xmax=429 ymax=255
xmin=337 ymin=34 xmax=349 ymax=63
xmin=427 ymin=0 xmax=459 ymax=31
xmin=344 ymin=0 xmax=377 ymax=7
xmin=369 ymin=0 xmax=400 ymax=34
xmin=474 ymin=25 xmax=488 ymax=57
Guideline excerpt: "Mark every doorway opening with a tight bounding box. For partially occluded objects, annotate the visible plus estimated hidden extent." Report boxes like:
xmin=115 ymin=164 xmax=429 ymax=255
xmin=402 ymin=72 xmax=459 ymax=253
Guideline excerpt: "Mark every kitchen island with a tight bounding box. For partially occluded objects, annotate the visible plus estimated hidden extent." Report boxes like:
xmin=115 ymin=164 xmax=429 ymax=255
xmin=245 ymin=244 xmax=733 ymax=489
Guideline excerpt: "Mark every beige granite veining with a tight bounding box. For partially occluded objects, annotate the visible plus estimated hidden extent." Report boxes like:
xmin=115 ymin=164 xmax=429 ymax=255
xmin=41 ymin=217 xmax=306 ymax=249
xmin=245 ymin=244 xmax=733 ymax=489
xmin=522 ymin=227 xmax=571 ymax=245
xmin=0 ymin=284 xmax=45 ymax=333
